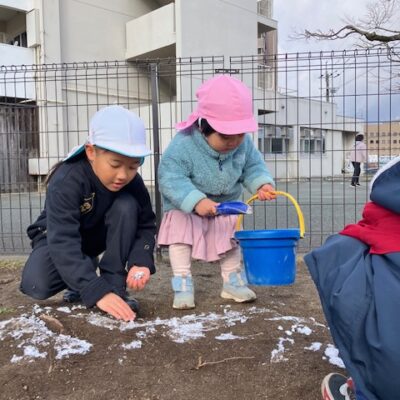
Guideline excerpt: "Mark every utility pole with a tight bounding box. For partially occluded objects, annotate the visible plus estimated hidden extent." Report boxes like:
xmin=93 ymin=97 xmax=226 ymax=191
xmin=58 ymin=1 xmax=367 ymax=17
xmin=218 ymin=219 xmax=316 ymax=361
xmin=325 ymin=65 xmax=330 ymax=102
xmin=319 ymin=62 xmax=340 ymax=102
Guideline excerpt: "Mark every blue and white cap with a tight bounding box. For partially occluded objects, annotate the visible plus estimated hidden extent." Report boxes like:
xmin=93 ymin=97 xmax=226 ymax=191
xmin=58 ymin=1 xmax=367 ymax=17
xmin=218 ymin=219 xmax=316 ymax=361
xmin=64 ymin=105 xmax=151 ymax=162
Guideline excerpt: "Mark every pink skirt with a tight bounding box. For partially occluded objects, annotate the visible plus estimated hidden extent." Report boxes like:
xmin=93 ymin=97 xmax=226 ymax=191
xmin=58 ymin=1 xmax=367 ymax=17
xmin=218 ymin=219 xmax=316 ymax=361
xmin=157 ymin=210 xmax=239 ymax=262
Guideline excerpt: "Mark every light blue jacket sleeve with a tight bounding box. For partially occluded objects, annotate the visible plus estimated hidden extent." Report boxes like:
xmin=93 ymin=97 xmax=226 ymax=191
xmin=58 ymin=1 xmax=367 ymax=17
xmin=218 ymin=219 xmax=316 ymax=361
xmin=158 ymin=141 xmax=206 ymax=213
xmin=241 ymin=137 xmax=275 ymax=194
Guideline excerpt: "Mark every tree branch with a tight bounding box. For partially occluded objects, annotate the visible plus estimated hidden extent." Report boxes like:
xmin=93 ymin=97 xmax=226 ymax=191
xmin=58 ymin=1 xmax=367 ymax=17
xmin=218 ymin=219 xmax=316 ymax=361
xmin=303 ymin=25 xmax=400 ymax=43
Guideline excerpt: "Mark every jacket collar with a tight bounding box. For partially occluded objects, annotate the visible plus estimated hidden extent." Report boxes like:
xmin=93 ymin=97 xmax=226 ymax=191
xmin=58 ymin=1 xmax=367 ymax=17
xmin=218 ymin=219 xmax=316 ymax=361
xmin=191 ymin=128 xmax=238 ymax=160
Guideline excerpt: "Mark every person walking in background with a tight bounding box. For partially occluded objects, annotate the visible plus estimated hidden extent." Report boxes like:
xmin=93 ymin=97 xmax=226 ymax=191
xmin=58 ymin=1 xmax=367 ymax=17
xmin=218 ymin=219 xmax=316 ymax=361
xmin=348 ymin=134 xmax=367 ymax=187
xmin=157 ymin=75 xmax=276 ymax=310
xmin=20 ymin=105 xmax=156 ymax=322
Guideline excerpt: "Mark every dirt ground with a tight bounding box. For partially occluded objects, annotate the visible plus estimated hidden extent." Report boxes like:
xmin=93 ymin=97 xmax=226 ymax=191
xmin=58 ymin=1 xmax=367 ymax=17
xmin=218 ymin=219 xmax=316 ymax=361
xmin=0 ymin=255 xmax=346 ymax=400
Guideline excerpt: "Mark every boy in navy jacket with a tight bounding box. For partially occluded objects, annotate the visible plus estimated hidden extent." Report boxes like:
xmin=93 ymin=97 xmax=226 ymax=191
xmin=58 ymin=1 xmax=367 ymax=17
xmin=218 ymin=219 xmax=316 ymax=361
xmin=21 ymin=105 xmax=156 ymax=321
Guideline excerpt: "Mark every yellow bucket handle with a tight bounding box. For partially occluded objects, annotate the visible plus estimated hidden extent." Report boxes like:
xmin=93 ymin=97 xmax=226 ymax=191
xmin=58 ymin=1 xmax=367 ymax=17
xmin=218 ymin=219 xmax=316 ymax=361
xmin=235 ymin=191 xmax=306 ymax=238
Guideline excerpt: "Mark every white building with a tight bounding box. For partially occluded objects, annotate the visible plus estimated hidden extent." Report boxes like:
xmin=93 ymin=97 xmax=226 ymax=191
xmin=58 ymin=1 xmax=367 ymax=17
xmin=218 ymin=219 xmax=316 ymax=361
xmin=0 ymin=0 xmax=360 ymax=185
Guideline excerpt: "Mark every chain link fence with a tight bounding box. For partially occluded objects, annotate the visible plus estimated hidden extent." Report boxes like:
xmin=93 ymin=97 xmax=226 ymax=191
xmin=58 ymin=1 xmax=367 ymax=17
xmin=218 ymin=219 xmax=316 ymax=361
xmin=1 ymin=48 xmax=399 ymax=254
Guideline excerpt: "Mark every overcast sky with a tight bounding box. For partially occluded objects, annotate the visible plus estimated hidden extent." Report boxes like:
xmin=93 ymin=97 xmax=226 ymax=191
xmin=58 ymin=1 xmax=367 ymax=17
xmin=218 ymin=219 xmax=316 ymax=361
xmin=272 ymin=0 xmax=400 ymax=122
xmin=274 ymin=0 xmax=371 ymax=53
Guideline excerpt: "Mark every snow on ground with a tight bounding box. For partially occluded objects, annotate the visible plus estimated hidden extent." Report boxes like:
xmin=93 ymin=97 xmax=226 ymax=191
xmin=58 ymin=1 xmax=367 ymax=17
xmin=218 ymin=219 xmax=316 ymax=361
xmin=0 ymin=304 xmax=344 ymax=368
xmin=0 ymin=312 xmax=92 ymax=363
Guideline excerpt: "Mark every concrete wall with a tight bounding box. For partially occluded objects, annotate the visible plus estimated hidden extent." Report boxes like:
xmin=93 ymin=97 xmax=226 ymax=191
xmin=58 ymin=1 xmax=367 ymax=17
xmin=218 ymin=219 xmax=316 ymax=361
xmin=58 ymin=0 xmax=137 ymax=63
xmin=176 ymin=0 xmax=258 ymax=61
xmin=125 ymin=2 xmax=176 ymax=59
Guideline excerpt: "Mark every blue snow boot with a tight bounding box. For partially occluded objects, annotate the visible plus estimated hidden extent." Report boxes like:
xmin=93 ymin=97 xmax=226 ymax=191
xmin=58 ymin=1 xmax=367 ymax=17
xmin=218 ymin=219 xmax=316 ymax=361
xmin=221 ymin=270 xmax=256 ymax=303
xmin=171 ymin=275 xmax=195 ymax=309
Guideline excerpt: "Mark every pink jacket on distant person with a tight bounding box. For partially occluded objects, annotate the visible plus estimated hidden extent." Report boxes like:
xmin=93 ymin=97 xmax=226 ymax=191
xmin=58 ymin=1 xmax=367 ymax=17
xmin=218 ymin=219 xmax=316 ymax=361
xmin=348 ymin=141 xmax=367 ymax=163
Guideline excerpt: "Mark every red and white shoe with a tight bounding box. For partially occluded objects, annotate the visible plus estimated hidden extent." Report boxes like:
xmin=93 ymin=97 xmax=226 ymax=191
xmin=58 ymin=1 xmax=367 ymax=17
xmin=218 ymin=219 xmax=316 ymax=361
xmin=321 ymin=373 xmax=356 ymax=400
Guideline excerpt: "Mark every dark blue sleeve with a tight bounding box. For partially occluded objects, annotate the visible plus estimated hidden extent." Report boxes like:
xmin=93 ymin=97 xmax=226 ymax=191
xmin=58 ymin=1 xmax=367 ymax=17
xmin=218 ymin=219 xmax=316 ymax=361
xmin=46 ymin=180 xmax=112 ymax=307
xmin=370 ymin=158 xmax=400 ymax=214
xmin=125 ymin=174 xmax=157 ymax=273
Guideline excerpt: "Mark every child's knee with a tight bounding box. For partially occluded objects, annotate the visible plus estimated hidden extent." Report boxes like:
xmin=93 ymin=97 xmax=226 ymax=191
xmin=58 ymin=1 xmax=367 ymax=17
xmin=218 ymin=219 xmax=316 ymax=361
xmin=20 ymin=263 xmax=63 ymax=301
xmin=111 ymin=193 xmax=139 ymax=217
xmin=19 ymin=278 xmax=53 ymax=300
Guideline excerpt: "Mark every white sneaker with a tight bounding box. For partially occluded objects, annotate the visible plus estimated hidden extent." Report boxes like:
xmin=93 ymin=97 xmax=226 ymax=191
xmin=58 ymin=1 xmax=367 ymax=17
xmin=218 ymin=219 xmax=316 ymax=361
xmin=220 ymin=270 xmax=256 ymax=303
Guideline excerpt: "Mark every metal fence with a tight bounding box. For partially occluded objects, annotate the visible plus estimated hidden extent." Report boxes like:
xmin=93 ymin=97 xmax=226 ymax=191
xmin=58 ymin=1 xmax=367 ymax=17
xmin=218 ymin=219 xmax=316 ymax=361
xmin=1 ymin=48 xmax=399 ymax=254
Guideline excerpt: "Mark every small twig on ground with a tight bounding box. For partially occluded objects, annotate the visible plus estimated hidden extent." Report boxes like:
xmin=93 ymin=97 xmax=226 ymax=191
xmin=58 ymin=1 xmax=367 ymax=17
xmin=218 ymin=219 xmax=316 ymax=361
xmin=0 ymin=278 xmax=14 ymax=284
xmin=194 ymin=355 xmax=255 ymax=370
xmin=39 ymin=314 xmax=65 ymax=334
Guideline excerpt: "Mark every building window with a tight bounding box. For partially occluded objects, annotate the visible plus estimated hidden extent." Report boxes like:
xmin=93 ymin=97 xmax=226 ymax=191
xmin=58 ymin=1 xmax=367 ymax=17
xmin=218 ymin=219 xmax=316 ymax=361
xmin=8 ymin=32 xmax=27 ymax=48
xmin=370 ymin=140 xmax=374 ymax=144
xmin=258 ymin=124 xmax=293 ymax=156
xmin=263 ymin=137 xmax=290 ymax=154
xmin=300 ymin=128 xmax=326 ymax=154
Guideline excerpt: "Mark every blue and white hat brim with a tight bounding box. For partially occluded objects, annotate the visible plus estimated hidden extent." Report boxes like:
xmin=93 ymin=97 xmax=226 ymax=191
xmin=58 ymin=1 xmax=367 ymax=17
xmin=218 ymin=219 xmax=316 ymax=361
xmin=64 ymin=143 xmax=151 ymax=165
xmin=64 ymin=144 xmax=85 ymax=161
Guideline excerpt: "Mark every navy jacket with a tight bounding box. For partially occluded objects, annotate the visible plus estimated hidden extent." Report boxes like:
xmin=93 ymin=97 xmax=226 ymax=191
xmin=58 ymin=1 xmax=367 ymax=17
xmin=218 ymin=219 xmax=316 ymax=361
xmin=27 ymin=156 xmax=156 ymax=306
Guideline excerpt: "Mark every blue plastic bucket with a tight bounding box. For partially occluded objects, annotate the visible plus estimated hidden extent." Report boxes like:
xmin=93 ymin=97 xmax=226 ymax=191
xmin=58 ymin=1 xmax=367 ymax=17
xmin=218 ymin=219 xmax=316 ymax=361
xmin=234 ymin=228 xmax=300 ymax=286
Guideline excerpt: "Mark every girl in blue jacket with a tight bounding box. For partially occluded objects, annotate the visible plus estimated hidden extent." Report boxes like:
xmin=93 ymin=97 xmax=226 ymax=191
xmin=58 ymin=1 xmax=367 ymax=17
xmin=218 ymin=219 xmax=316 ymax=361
xmin=158 ymin=75 xmax=275 ymax=309
xmin=20 ymin=105 xmax=156 ymax=322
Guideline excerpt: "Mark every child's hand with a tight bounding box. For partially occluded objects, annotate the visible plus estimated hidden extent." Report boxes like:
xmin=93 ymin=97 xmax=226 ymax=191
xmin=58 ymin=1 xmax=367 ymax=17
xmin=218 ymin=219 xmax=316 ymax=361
xmin=126 ymin=266 xmax=150 ymax=291
xmin=194 ymin=198 xmax=219 ymax=217
xmin=257 ymin=184 xmax=276 ymax=201
xmin=96 ymin=292 xmax=136 ymax=321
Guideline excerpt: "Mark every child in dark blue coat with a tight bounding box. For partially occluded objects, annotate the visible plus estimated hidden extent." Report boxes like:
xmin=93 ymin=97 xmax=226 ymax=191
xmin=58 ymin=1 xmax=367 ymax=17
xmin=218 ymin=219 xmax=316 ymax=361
xmin=305 ymin=156 xmax=400 ymax=400
xmin=20 ymin=105 xmax=156 ymax=322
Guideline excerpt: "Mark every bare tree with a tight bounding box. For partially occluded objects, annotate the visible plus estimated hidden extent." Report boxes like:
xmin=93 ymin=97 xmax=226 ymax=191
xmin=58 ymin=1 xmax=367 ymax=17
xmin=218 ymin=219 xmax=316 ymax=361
xmin=297 ymin=0 xmax=400 ymax=48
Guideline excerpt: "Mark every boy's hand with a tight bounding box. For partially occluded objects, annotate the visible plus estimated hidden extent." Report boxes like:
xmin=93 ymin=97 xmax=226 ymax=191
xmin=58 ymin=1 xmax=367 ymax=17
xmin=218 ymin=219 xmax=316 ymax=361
xmin=96 ymin=292 xmax=136 ymax=321
xmin=126 ymin=266 xmax=150 ymax=291
xmin=195 ymin=198 xmax=219 ymax=217
xmin=257 ymin=184 xmax=276 ymax=201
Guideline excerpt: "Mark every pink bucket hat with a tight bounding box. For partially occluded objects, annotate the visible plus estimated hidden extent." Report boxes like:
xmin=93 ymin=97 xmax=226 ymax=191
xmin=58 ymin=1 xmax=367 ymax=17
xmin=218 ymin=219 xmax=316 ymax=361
xmin=176 ymin=75 xmax=258 ymax=135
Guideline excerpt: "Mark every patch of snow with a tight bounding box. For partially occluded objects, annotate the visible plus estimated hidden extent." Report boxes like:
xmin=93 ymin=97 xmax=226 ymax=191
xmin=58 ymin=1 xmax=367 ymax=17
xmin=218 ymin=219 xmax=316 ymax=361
xmin=215 ymin=332 xmax=245 ymax=340
xmin=295 ymin=325 xmax=312 ymax=335
xmin=121 ymin=340 xmax=142 ymax=350
xmin=71 ymin=305 xmax=85 ymax=310
xmin=266 ymin=316 xmax=305 ymax=323
xmin=80 ymin=309 xmax=261 ymax=344
xmin=324 ymin=344 xmax=345 ymax=369
xmin=1 ymin=304 xmax=335 ymax=367
xmin=168 ymin=319 xmax=205 ymax=343
xmin=266 ymin=316 xmax=325 ymax=363
xmin=271 ymin=337 xmax=294 ymax=363
xmin=32 ymin=304 xmax=44 ymax=314
xmin=83 ymin=314 xmax=121 ymax=330
xmin=11 ymin=345 xmax=47 ymax=363
xmin=0 ymin=313 xmax=92 ymax=363
xmin=309 ymin=317 xmax=326 ymax=328
xmin=56 ymin=307 xmax=71 ymax=314
xmin=54 ymin=335 xmax=92 ymax=359
xmin=304 ymin=342 xmax=322 ymax=351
